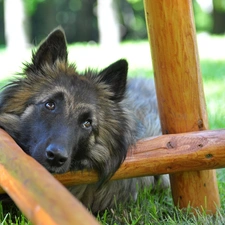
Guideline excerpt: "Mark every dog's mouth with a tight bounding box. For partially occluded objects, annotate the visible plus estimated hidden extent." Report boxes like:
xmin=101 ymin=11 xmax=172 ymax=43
xmin=37 ymin=157 xmax=71 ymax=174
xmin=47 ymin=165 xmax=70 ymax=174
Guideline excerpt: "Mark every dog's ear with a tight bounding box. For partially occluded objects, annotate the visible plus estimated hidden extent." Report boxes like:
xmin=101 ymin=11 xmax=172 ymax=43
xmin=99 ymin=59 xmax=128 ymax=102
xmin=31 ymin=28 xmax=68 ymax=70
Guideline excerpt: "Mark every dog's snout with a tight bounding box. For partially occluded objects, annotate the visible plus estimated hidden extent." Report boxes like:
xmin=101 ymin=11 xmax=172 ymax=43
xmin=46 ymin=144 xmax=68 ymax=166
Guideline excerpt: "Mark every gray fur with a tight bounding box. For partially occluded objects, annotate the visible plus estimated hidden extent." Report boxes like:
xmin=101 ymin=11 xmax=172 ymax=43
xmin=68 ymin=78 xmax=169 ymax=213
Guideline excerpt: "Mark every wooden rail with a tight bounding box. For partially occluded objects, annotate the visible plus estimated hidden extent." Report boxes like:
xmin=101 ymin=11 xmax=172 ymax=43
xmin=55 ymin=129 xmax=225 ymax=186
xmin=0 ymin=129 xmax=100 ymax=225
xmin=35 ymin=129 xmax=225 ymax=185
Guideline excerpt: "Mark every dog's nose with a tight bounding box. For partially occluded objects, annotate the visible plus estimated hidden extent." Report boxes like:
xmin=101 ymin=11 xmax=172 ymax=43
xmin=46 ymin=144 xmax=68 ymax=166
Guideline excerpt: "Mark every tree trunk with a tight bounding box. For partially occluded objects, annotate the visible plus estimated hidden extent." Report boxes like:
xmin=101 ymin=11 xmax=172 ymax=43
xmin=97 ymin=0 xmax=120 ymax=48
xmin=212 ymin=0 xmax=225 ymax=34
xmin=4 ymin=0 xmax=29 ymax=53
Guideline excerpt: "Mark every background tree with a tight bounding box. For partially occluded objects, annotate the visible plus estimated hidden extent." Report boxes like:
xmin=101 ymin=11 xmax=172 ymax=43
xmin=193 ymin=0 xmax=213 ymax=32
xmin=4 ymin=0 xmax=29 ymax=52
xmin=31 ymin=0 xmax=97 ymax=44
xmin=0 ymin=0 xmax=224 ymax=47
xmin=212 ymin=0 xmax=225 ymax=34
xmin=97 ymin=0 xmax=120 ymax=48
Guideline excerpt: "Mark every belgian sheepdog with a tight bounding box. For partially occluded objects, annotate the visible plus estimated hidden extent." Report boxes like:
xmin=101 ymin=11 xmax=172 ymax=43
xmin=0 ymin=28 xmax=168 ymax=213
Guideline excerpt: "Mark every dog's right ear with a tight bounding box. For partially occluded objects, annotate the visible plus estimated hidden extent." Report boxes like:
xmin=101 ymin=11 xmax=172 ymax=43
xmin=28 ymin=28 xmax=68 ymax=71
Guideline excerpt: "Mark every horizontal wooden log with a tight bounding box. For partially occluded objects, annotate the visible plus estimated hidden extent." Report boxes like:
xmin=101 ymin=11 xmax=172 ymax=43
xmin=1 ymin=128 xmax=225 ymax=190
xmin=0 ymin=129 xmax=99 ymax=225
xmin=53 ymin=129 xmax=225 ymax=186
xmin=1 ymin=128 xmax=224 ymax=193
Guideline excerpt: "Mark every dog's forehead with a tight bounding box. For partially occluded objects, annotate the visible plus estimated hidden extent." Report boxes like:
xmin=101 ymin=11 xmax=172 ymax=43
xmin=54 ymin=85 xmax=96 ymax=104
xmin=50 ymin=82 xmax=97 ymax=117
xmin=60 ymin=75 xmax=96 ymax=102
xmin=35 ymin=74 xmax=96 ymax=105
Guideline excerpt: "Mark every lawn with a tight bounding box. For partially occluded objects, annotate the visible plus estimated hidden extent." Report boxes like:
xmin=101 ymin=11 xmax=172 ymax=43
xmin=0 ymin=33 xmax=225 ymax=224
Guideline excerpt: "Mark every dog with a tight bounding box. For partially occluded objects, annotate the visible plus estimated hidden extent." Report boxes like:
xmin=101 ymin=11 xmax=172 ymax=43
xmin=0 ymin=28 xmax=169 ymax=213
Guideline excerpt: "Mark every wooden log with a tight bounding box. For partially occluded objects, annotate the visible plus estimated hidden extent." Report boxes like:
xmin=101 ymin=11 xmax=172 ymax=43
xmin=55 ymin=129 xmax=225 ymax=187
xmin=49 ymin=129 xmax=225 ymax=185
xmin=143 ymin=0 xmax=220 ymax=213
xmin=0 ymin=129 xmax=99 ymax=225
xmin=1 ymin=129 xmax=224 ymax=193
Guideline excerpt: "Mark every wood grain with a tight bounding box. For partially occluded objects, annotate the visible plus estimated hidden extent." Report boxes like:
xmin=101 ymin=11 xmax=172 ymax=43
xmin=0 ymin=129 xmax=99 ymax=225
xmin=144 ymin=0 xmax=220 ymax=213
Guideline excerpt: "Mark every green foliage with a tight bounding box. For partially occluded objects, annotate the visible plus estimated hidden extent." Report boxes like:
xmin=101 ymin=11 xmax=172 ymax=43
xmin=24 ymin=0 xmax=45 ymax=16
xmin=126 ymin=0 xmax=143 ymax=10
xmin=193 ymin=1 xmax=213 ymax=32
xmin=119 ymin=0 xmax=147 ymax=40
xmin=126 ymin=0 xmax=140 ymax=4
xmin=213 ymin=0 xmax=225 ymax=12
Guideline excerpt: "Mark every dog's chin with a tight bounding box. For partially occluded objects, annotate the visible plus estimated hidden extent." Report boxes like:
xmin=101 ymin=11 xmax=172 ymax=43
xmin=32 ymin=154 xmax=72 ymax=174
xmin=40 ymin=161 xmax=71 ymax=174
xmin=47 ymin=166 xmax=70 ymax=174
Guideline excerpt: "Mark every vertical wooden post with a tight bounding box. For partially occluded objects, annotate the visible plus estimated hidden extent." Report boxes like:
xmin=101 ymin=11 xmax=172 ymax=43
xmin=143 ymin=0 xmax=220 ymax=213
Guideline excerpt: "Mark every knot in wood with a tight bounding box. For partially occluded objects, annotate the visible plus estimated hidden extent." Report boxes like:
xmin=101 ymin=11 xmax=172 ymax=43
xmin=167 ymin=141 xmax=174 ymax=149
xmin=205 ymin=153 xmax=213 ymax=159
xmin=198 ymin=119 xmax=204 ymax=130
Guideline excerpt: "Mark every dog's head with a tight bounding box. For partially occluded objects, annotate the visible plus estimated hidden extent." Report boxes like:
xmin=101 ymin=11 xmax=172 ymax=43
xmin=0 ymin=28 xmax=134 ymax=184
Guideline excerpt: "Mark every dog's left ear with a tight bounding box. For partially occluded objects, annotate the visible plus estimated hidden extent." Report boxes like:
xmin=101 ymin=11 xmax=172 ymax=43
xmin=99 ymin=59 xmax=128 ymax=102
xmin=30 ymin=27 xmax=68 ymax=71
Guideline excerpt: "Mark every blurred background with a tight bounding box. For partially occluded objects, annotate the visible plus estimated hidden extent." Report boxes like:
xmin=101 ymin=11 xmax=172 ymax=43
xmin=0 ymin=0 xmax=225 ymax=47
xmin=0 ymin=0 xmax=225 ymax=129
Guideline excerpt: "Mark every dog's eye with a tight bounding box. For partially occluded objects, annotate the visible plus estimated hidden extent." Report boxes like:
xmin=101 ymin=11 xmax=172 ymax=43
xmin=45 ymin=101 xmax=55 ymax=110
xmin=82 ymin=120 xmax=92 ymax=129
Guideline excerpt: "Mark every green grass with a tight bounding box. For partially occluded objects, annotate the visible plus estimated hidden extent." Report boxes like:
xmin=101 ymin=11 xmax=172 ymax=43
xmin=201 ymin=60 xmax=225 ymax=129
xmin=0 ymin=204 xmax=31 ymax=225
xmin=0 ymin=34 xmax=225 ymax=224
xmin=96 ymin=169 xmax=225 ymax=225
